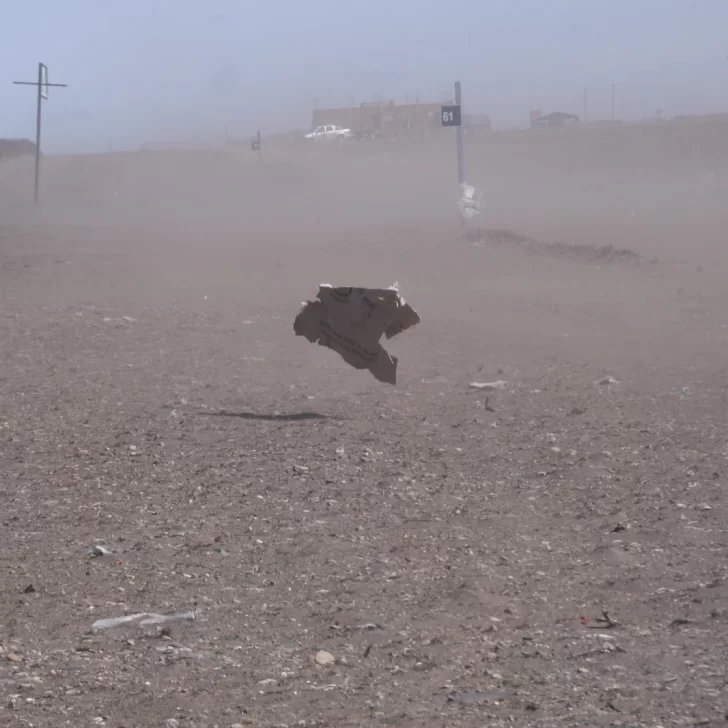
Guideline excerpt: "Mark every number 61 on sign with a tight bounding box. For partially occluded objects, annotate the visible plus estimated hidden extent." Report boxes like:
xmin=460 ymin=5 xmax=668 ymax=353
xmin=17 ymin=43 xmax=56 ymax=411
xmin=441 ymin=104 xmax=462 ymax=127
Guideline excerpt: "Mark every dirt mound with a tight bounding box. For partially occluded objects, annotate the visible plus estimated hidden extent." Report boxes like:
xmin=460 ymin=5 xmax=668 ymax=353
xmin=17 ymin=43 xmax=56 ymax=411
xmin=465 ymin=227 xmax=647 ymax=264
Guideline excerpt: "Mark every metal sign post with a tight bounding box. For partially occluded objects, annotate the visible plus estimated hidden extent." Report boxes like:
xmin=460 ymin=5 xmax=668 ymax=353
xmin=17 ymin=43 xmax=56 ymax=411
xmin=441 ymin=82 xmax=464 ymax=185
xmin=454 ymin=81 xmax=465 ymax=186
xmin=442 ymin=82 xmax=482 ymax=224
xmin=13 ymin=63 xmax=68 ymax=205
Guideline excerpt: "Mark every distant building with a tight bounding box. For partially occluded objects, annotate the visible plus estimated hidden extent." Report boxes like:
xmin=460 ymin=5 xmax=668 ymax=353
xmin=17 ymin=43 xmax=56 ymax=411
xmin=0 ymin=138 xmax=38 ymax=160
xmin=530 ymin=111 xmax=580 ymax=129
xmin=311 ymin=101 xmax=490 ymax=138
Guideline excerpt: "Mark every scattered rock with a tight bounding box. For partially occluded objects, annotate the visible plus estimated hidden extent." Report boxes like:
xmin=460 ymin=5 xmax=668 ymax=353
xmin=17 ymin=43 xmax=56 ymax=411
xmin=314 ymin=649 xmax=335 ymax=666
xmin=597 ymin=376 xmax=620 ymax=385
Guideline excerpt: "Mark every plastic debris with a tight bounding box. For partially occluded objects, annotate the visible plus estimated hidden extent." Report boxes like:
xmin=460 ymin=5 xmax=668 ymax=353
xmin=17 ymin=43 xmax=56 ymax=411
xmin=91 ymin=610 xmax=197 ymax=631
xmin=458 ymin=183 xmax=483 ymax=220
xmin=88 ymin=545 xmax=111 ymax=558
xmin=469 ymin=380 xmax=507 ymax=391
xmin=102 ymin=316 xmax=137 ymax=327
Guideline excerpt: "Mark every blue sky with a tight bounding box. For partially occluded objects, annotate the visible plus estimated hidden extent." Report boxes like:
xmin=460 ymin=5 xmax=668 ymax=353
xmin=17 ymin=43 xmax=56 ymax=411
xmin=1 ymin=0 xmax=726 ymax=152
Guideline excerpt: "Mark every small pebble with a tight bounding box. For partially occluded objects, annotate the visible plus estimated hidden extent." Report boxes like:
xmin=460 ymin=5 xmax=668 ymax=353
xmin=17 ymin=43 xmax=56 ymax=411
xmin=314 ymin=649 xmax=335 ymax=666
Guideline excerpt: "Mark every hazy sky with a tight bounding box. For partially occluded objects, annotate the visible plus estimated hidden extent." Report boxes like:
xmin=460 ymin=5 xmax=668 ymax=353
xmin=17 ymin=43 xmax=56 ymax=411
xmin=1 ymin=0 xmax=726 ymax=152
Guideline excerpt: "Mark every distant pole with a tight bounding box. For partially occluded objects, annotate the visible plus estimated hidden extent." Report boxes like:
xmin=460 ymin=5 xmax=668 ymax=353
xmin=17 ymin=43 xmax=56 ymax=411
xmin=455 ymin=81 xmax=465 ymax=186
xmin=12 ymin=62 xmax=67 ymax=205
xmin=257 ymin=130 xmax=262 ymax=163
xmin=611 ymin=83 xmax=615 ymax=121
xmin=583 ymin=86 xmax=587 ymax=124
xmin=33 ymin=64 xmax=43 ymax=204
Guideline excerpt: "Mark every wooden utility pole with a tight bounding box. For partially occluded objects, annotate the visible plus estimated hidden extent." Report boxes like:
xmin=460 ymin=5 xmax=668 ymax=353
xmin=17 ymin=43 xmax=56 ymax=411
xmin=13 ymin=63 xmax=68 ymax=204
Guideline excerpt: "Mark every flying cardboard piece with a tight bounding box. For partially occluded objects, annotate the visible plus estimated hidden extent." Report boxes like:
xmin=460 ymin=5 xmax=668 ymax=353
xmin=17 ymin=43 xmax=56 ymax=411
xmin=293 ymin=284 xmax=420 ymax=385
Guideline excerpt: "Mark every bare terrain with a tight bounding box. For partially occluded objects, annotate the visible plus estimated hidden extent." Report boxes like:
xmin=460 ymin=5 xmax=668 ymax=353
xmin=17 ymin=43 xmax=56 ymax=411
xmin=1 ymin=122 xmax=728 ymax=728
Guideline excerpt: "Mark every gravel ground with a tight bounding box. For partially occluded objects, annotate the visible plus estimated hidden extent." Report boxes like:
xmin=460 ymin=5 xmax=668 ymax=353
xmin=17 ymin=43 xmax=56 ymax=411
xmin=2 ymin=130 xmax=728 ymax=727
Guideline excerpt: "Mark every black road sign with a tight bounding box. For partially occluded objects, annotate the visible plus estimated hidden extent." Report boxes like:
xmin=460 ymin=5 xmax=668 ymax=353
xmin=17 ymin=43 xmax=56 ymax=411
xmin=441 ymin=104 xmax=462 ymax=127
xmin=251 ymin=139 xmax=261 ymax=151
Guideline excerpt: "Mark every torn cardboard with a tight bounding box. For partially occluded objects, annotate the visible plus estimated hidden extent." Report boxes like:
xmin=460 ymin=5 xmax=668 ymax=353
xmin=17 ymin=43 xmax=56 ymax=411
xmin=293 ymin=284 xmax=421 ymax=385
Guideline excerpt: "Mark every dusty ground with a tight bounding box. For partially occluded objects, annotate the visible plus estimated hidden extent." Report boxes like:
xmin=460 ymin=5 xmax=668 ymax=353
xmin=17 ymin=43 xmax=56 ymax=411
xmin=1 ymin=122 xmax=728 ymax=728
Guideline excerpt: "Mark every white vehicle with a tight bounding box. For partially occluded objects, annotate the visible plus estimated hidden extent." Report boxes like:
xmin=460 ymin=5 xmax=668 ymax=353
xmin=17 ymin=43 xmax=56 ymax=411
xmin=304 ymin=124 xmax=353 ymax=142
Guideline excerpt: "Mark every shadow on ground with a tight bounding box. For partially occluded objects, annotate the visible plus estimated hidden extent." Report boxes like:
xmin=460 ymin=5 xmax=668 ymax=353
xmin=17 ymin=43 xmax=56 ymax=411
xmin=202 ymin=410 xmax=329 ymax=422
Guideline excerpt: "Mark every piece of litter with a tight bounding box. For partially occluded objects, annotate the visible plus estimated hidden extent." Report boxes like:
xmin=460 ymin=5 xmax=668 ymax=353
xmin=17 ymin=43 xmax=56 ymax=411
xmin=91 ymin=610 xmax=197 ymax=631
xmin=597 ymin=376 xmax=620 ymax=385
xmin=103 ymin=316 xmax=137 ymax=327
xmin=469 ymin=380 xmax=506 ymax=391
xmin=458 ymin=183 xmax=484 ymax=220
xmin=450 ymin=690 xmax=513 ymax=704
xmin=356 ymin=622 xmax=382 ymax=631
xmin=314 ymin=650 xmax=335 ymax=666
xmin=294 ymin=284 xmax=420 ymax=385
xmin=88 ymin=545 xmax=111 ymax=558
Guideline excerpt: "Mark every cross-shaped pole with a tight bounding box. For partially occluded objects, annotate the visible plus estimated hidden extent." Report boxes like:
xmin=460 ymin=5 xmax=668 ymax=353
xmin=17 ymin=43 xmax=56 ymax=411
xmin=13 ymin=63 xmax=68 ymax=205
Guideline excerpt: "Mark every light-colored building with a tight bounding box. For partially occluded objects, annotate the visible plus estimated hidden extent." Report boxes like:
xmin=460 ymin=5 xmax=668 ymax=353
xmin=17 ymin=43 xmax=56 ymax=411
xmin=311 ymin=100 xmax=454 ymax=138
